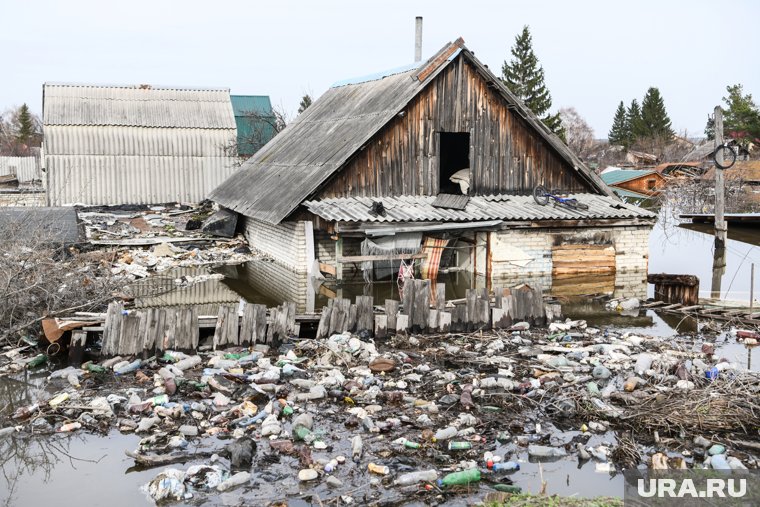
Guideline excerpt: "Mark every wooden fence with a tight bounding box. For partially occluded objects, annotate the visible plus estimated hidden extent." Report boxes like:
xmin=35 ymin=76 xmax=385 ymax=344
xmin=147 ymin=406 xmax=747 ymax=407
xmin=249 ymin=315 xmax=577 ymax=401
xmin=99 ymin=282 xmax=555 ymax=357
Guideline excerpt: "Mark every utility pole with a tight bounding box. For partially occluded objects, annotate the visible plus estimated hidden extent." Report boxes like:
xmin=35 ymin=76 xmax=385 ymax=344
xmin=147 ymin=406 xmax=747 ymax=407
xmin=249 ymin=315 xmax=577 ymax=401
xmin=714 ymin=106 xmax=727 ymax=249
xmin=711 ymin=106 xmax=727 ymax=300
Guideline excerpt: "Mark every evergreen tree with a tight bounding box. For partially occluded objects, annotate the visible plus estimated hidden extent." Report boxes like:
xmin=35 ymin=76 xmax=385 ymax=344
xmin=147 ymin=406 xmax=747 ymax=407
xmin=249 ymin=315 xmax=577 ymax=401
xmin=625 ymin=99 xmax=644 ymax=145
xmin=501 ymin=25 xmax=563 ymax=136
xmin=640 ymin=87 xmax=674 ymax=141
xmin=15 ymin=104 xmax=36 ymax=146
xmin=704 ymin=114 xmax=715 ymax=140
xmin=297 ymin=94 xmax=313 ymax=115
xmin=721 ymin=84 xmax=760 ymax=142
xmin=608 ymin=101 xmax=628 ymax=146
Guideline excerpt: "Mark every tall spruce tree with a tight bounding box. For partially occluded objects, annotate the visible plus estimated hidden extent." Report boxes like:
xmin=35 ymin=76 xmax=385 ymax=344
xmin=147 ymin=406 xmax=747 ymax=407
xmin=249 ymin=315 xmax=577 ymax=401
xmin=640 ymin=87 xmax=674 ymax=142
xmin=722 ymin=84 xmax=760 ymax=142
xmin=15 ymin=104 xmax=36 ymax=146
xmin=608 ymin=101 xmax=628 ymax=146
xmin=501 ymin=25 xmax=563 ymax=136
xmin=625 ymin=99 xmax=644 ymax=146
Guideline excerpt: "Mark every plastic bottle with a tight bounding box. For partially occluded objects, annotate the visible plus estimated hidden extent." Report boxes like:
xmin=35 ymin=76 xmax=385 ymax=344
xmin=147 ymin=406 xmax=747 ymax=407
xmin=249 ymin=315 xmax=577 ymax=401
xmin=493 ymin=484 xmax=522 ymax=493
xmin=528 ymin=445 xmax=567 ymax=458
xmin=705 ymin=367 xmax=719 ymax=381
xmin=404 ymin=440 xmax=421 ymax=449
xmin=217 ymin=471 xmax=251 ymax=492
xmin=49 ymin=392 xmax=70 ymax=407
xmin=710 ymin=454 xmax=730 ymax=470
xmin=26 ymin=354 xmax=48 ymax=368
xmin=434 ymin=426 xmax=457 ymax=441
xmin=151 ymin=394 xmax=169 ymax=406
xmin=394 ymin=470 xmax=438 ymax=486
xmin=592 ymin=366 xmax=611 ymax=379
xmin=437 ymin=469 xmax=481 ymax=487
xmin=448 ymin=441 xmax=472 ymax=451
xmin=492 ymin=461 xmax=520 ymax=472
xmin=352 ymin=435 xmax=363 ymax=460
xmin=635 ymin=353 xmax=653 ymax=375
xmin=368 ymin=463 xmax=389 ymax=475
xmin=86 ymin=363 xmax=106 ymax=373
xmin=12 ymin=404 xmax=38 ymax=420
xmin=114 ymin=359 xmax=141 ymax=375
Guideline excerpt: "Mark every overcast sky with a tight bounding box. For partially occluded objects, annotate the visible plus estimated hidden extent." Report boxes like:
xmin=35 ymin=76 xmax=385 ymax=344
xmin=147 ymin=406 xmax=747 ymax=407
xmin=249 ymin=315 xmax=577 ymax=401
xmin=3 ymin=0 xmax=759 ymax=138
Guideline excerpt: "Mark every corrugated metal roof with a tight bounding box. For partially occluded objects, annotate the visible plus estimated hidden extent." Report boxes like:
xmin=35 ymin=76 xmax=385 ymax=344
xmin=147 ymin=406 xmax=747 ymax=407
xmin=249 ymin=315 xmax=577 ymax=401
xmin=43 ymin=83 xmax=235 ymax=129
xmin=601 ymin=169 xmax=657 ymax=186
xmin=210 ymin=39 xmax=613 ymax=225
xmin=432 ymin=193 xmax=470 ymax=210
xmin=304 ymin=194 xmax=655 ymax=223
xmin=230 ymin=95 xmax=273 ymax=116
xmin=43 ymin=83 xmax=237 ymax=206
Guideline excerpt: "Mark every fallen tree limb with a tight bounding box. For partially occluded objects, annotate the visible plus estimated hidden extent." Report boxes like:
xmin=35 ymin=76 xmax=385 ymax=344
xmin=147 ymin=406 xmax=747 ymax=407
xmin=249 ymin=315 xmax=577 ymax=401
xmin=125 ymin=449 xmax=216 ymax=468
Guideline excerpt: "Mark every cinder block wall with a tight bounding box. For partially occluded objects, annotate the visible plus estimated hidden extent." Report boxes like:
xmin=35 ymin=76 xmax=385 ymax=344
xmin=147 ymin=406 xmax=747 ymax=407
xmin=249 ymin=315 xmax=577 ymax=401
xmin=241 ymin=217 xmax=308 ymax=273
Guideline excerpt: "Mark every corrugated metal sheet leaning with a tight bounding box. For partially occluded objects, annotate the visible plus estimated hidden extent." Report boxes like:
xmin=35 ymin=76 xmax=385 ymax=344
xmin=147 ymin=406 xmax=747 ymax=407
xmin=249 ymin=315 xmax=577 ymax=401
xmin=43 ymin=83 xmax=237 ymax=206
xmin=0 ymin=156 xmax=41 ymax=182
xmin=303 ymin=194 xmax=656 ymax=224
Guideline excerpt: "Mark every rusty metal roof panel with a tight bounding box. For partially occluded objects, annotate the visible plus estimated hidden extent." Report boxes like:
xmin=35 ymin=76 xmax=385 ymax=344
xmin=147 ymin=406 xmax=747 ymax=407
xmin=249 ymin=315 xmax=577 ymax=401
xmin=304 ymin=194 xmax=655 ymax=223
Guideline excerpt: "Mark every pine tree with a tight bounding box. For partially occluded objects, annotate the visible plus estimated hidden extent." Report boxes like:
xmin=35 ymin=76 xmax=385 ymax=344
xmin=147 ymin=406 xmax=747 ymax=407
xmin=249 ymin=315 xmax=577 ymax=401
xmin=297 ymin=94 xmax=313 ymax=115
xmin=608 ymin=101 xmax=628 ymax=146
xmin=625 ymin=99 xmax=644 ymax=145
xmin=15 ymin=104 xmax=36 ymax=146
xmin=501 ymin=25 xmax=563 ymax=136
xmin=640 ymin=87 xmax=674 ymax=142
xmin=721 ymin=84 xmax=760 ymax=142
xmin=704 ymin=114 xmax=715 ymax=140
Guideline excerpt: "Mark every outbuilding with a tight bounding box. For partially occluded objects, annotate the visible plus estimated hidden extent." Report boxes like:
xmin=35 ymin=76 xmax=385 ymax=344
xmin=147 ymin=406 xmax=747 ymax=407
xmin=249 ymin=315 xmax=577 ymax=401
xmin=211 ymin=39 xmax=655 ymax=301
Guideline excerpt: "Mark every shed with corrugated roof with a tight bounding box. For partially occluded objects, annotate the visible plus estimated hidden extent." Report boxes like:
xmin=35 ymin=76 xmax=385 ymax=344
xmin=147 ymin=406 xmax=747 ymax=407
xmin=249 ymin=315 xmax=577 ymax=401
xmin=43 ymin=83 xmax=237 ymax=206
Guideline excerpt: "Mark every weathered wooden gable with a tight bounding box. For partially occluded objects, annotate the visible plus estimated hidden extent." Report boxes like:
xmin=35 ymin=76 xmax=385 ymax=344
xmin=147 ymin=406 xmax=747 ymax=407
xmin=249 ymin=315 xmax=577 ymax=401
xmin=319 ymin=53 xmax=590 ymax=199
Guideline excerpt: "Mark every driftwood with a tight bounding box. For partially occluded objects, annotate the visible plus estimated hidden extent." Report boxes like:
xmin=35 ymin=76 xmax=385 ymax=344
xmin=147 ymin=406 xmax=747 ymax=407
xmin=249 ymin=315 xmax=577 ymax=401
xmin=125 ymin=449 xmax=215 ymax=469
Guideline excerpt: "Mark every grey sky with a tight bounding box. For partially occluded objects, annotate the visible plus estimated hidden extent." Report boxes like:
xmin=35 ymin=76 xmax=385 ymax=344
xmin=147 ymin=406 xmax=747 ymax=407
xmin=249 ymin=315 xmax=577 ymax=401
xmin=3 ymin=0 xmax=759 ymax=139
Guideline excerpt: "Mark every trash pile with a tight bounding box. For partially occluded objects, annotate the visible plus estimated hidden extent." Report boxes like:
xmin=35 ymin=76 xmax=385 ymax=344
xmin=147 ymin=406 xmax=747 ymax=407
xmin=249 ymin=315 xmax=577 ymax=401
xmin=76 ymin=203 xmax=256 ymax=280
xmin=2 ymin=321 xmax=760 ymax=504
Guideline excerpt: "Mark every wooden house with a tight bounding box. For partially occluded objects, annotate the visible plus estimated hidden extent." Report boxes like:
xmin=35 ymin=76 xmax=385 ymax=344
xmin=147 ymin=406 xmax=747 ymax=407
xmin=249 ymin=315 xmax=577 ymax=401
xmin=601 ymin=169 xmax=666 ymax=196
xmin=211 ymin=39 xmax=655 ymax=303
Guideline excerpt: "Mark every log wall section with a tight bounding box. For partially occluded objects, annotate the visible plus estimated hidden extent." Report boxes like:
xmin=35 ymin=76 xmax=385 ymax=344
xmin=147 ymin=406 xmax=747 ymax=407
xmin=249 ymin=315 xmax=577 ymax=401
xmin=319 ymin=57 xmax=589 ymax=198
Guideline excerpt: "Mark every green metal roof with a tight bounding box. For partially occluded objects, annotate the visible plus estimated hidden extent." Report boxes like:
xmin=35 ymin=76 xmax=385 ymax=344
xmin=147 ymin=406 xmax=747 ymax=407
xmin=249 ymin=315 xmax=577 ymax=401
xmin=230 ymin=95 xmax=275 ymax=156
xmin=600 ymin=169 xmax=656 ymax=186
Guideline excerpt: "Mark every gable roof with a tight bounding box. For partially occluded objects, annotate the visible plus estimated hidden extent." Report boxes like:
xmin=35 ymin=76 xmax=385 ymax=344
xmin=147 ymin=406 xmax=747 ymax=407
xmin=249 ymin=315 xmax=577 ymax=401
xmin=210 ymin=39 xmax=613 ymax=224
xmin=43 ymin=83 xmax=235 ymax=129
xmin=601 ymin=169 xmax=659 ymax=186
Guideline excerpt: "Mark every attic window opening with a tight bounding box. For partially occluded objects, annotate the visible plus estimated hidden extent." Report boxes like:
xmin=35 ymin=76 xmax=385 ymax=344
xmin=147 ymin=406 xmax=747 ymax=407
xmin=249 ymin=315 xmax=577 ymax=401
xmin=439 ymin=132 xmax=470 ymax=194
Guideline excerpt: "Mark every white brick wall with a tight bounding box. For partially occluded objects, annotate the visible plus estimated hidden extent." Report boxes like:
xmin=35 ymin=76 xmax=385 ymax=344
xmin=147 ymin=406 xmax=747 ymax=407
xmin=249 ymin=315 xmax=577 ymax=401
xmin=241 ymin=217 xmax=308 ymax=273
xmin=487 ymin=224 xmax=652 ymax=295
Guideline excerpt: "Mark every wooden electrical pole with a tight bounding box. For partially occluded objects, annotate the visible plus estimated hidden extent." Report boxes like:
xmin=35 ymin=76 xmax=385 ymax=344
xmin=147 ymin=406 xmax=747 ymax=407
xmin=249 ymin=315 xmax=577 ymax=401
xmin=714 ymin=106 xmax=727 ymax=249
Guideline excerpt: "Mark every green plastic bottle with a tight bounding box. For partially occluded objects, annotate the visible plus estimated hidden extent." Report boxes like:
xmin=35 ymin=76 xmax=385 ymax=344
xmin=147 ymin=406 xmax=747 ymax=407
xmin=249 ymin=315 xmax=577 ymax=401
xmin=493 ymin=484 xmax=521 ymax=493
xmin=86 ymin=363 xmax=106 ymax=373
xmin=448 ymin=441 xmax=472 ymax=450
xmin=404 ymin=440 xmax=421 ymax=449
xmin=437 ymin=469 xmax=481 ymax=487
xmin=294 ymin=426 xmax=313 ymax=441
xmin=26 ymin=354 xmax=47 ymax=368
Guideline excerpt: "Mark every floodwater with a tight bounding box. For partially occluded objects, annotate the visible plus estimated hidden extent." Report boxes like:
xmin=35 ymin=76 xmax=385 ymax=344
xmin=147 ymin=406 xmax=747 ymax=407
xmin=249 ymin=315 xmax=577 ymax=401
xmin=4 ymin=204 xmax=760 ymax=505
xmin=649 ymin=207 xmax=760 ymax=302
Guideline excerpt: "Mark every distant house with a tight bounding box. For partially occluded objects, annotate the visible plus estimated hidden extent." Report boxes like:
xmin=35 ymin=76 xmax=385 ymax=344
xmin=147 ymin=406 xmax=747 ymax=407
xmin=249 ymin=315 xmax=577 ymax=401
xmin=601 ymin=169 xmax=665 ymax=201
xmin=211 ymin=38 xmax=654 ymax=304
xmin=230 ymin=95 xmax=277 ymax=157
xmin=684 ymin=139 xmax=751 ymax=166
xmin=42 ymin=83 xmax=237 ymax=206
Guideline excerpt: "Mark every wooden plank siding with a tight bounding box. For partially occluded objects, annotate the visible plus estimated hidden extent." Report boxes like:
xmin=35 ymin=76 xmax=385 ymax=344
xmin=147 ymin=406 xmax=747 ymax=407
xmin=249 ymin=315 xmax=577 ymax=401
xmin=319 ymin=56 xmax=589 ymax=199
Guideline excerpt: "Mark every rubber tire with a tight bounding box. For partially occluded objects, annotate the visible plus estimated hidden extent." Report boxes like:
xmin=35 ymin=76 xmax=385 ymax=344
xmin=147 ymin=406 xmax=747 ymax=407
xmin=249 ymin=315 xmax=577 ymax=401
xmin=713 ymin=145 xmax=737 ymax=169
xmin=533 ymin=185 xmax=549 ymax=206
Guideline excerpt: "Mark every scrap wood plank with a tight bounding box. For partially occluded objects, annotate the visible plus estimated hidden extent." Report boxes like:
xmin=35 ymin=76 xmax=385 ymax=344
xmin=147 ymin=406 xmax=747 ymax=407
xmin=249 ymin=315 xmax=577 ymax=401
xmin=658 ymin=303 xmax=683 ymax=311
xmin=356 ymin=296 xmax=374 ymax=334
xmin=213 ymin=304 xmax=239 ymax=349
xmin=642 ymin=301 xmax=667 ymax=308
xmin=90 ymin=237 xmax=233 ymax=246
xmin=678 ymin=305 xmax=703 ymax=312
xmin=385 ymin=300 xmax=399 ymax=331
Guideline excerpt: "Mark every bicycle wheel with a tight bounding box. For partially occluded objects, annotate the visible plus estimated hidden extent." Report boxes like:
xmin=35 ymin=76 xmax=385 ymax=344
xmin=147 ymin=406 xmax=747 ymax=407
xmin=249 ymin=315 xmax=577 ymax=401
xmin=713 ymin=145 xmax=736 ymax=169
xmin=533 ymin=185 xmax=549 ymax=206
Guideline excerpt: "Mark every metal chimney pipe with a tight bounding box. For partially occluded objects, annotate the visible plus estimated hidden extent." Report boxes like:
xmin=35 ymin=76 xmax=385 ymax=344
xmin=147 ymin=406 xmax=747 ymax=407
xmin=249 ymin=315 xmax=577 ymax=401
xmin=414 ymin=17 xmax=423 ymax=62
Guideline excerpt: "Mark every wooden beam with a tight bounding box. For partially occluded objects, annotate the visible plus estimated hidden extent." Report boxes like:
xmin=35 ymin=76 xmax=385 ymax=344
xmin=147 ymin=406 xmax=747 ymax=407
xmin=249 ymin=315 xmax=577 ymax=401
xmin=319 ymin=262 xmax=336 ymax=276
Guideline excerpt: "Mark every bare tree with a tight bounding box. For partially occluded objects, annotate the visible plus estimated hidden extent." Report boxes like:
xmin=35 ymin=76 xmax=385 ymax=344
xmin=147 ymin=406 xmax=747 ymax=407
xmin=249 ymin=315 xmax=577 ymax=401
xmin=0 ymin=215 xmax=120 ymax=347
xmin=559 ymin=107 xmax=595 ymax=160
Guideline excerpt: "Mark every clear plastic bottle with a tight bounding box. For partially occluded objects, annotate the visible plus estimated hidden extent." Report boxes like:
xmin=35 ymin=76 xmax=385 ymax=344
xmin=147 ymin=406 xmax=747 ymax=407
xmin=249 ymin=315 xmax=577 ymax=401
xmin=434 ymin=426 xmax=457 ymax=441
xmin=394 ymin=470 xmax=438 ymax=486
